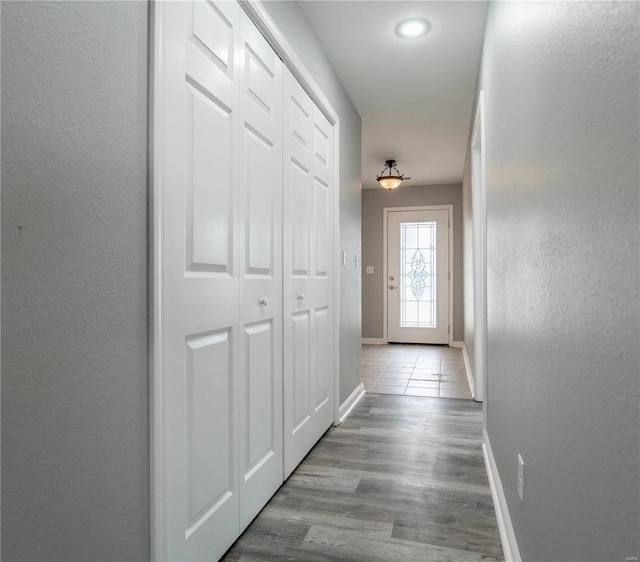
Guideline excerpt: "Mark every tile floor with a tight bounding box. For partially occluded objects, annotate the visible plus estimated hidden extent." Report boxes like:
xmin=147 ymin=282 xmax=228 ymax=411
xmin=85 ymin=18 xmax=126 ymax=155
xmin=361 ymin=343 xmax=473 ymax=399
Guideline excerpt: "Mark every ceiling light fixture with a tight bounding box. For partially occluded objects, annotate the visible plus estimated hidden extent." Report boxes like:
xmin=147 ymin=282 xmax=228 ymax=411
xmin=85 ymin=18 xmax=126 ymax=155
xmin=395 ymin=17 xmax=431 ymax=39
xmin=377 ymin=160 xmax=405 ymax=190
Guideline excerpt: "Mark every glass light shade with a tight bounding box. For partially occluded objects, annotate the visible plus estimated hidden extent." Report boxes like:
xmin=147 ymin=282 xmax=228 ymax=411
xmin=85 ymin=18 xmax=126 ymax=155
xmin=377 ymin=175 xmax=403 ymax=190
xmin=395 ymin=18 xmax=431 ymax=39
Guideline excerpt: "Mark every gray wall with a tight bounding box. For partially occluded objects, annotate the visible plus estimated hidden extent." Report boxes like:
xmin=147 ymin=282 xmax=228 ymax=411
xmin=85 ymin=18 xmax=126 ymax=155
xmin=262 ymin=2 xmax=363 ymax=404
xmin=1 ymin=2 xmax=150 ymax=560
xmin=361 ymin=184 xmax=464 ymax=341
xmin=467 ymin=2 xmax=639 ymax=560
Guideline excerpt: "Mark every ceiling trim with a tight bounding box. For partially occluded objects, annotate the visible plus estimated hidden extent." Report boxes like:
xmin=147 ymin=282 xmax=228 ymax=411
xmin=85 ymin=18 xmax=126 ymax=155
xmin=239 ymin=0 xmax=339 ymax=126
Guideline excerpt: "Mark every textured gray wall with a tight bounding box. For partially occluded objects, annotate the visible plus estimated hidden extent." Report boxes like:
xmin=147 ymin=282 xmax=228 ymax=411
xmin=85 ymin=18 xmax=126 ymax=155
xmin=361 ymin=184 xmax=464 ymax=341
xmin=1 ymin=2 xmax=150 ymax=560
xmin=262 ymin=1 xmax=362 ymax=405
xmin=477 ymin=2 xmax=639 ymax=560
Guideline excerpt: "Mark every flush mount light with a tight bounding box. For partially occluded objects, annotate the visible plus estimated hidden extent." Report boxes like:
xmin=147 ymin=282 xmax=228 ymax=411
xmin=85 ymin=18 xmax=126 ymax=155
xmin=377 ymin=160 xmax=405 ymax=190
xmin=395 ymin=17 xmax=431 ymax=39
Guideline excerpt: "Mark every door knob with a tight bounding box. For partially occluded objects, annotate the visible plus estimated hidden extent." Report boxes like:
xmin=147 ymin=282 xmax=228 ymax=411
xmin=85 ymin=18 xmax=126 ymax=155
xmin=259 ymin=297 xmax=268 ymax=306
xmin=297 ymin=293 xmax=305 ymax=301
xmin=389 ymin=285 xmax=396 ymax=290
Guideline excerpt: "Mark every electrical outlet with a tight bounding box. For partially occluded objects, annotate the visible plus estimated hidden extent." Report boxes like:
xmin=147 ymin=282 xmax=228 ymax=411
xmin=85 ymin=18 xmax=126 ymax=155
xmin=365 ymin=266 xmax=374 ymax=274
xmin=517 ymin=454 xmax=525 ymax=503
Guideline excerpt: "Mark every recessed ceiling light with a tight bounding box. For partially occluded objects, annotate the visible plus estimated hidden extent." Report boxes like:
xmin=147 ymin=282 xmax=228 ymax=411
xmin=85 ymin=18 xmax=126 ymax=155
xmin=395 ymin=18 xmax=431 ymax=39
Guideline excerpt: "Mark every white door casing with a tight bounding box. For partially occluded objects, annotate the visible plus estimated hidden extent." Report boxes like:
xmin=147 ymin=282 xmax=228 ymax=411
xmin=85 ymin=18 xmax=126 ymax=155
xmin=283 ymin=70 xmax=334 ymax=478
xmin=471 ymin=91 xmax=486 ymax=403
xmin=386 ymin=208 xmax=451 ymax=345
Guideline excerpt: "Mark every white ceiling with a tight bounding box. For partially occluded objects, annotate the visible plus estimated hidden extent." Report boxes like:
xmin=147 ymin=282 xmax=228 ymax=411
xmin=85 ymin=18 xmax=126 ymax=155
xmin=298 ymin=1 xmax=488 ymax=189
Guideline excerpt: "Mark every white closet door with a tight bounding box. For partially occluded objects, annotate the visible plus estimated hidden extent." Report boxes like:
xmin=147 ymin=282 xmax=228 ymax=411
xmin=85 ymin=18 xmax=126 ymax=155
xmin=310 ymin=106 xmax=334 ymax=443
xmin=155 ymin=1 xmax=241 ymax=560
xmin=283 ymin=71 xmax=334 ymax=478
xmin=237 ymin=10 xmax=284 ymax=530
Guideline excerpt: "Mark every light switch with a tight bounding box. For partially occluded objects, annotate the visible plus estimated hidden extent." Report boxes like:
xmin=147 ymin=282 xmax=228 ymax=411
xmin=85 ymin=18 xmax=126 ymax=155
xmin=365 ymin=266 xmax=374 ymax=274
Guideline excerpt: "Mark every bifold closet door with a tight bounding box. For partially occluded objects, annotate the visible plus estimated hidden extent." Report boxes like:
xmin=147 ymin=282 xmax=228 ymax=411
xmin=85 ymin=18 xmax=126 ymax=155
xmin=154 ymin=1 xmax=283 ymax=560
xmin=237 ymin=8 xmax=284 ymax=532
xmin=283 ymin=71 xmax=335 ymax=478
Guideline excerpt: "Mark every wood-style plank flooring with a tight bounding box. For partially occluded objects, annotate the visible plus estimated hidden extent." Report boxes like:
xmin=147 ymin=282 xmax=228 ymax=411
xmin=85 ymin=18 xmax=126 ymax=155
xmin=223 ymin=394 xmax=503 ymax=561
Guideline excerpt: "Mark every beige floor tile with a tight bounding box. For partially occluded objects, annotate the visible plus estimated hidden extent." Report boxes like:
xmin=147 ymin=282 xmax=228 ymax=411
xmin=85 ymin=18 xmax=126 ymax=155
xmin=412 ymin=366 xmax=441 ymax=374
xmin=441 ymin=380 xmax=467 ymax=388
xmin=410 ymin=372 xmax=441 ymax=381
xmin=387 ymin=361 xmax=416 ymax=368
xmin=377 ymin=376 xmax=410 ymax=386
xmin=440 ymin=372 xmax=467 ymax=381
xmin=441 ymin=362 xmax=465 ymax=369
xmin=414 ymin=361 xmax=441 ymax=368
xmin=406 ymin=380 xmax=439 ymax=388
xmin=441 ymin=368 xmax=467 ymax=377
xmin=383 ymin=367 xmax=413 ymax=375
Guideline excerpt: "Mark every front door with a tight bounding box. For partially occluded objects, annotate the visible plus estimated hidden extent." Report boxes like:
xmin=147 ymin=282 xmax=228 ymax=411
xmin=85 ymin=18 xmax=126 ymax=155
xmin=387 ymin=209 xmax=450 ymax=344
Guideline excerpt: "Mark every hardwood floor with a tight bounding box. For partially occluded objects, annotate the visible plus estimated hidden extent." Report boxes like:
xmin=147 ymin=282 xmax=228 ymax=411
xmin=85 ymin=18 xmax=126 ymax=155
xmin=223 ymin=394 xmax=503 ymax=561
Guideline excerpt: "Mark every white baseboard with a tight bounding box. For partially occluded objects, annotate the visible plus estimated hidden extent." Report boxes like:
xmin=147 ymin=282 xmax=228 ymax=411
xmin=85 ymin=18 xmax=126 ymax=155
xmin=335 ymin=383 xmax=365 ymax=425
xmin=451 ymin=340 xmax=463 ymax=348
xmin=483 ymin=431 xmax=522 ymax=562
xmin=460 ymin=342 xmax=476 ymax=399
xmin=361 ymin=338 xmax=386 ymax=345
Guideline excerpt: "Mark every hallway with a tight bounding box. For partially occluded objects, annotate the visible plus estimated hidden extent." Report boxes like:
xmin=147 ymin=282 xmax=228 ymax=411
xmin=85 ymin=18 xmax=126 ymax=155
xmin=223 ymin=393 xmax=502 ymax=561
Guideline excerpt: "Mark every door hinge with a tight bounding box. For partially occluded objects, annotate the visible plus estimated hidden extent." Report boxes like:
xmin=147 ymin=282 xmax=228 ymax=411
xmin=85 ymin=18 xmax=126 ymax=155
xmin=448 ymin=326 xmax=451 ymax=334
xmin=448 ymin=272 xmax=450 ymax=281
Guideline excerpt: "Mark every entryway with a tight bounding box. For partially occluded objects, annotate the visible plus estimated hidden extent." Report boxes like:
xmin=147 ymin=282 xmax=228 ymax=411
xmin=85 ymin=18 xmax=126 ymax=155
xmin=384 ymin=206 xmax=452 ymax=345
xmin=361 ymin=344 xmax=471 ymax=399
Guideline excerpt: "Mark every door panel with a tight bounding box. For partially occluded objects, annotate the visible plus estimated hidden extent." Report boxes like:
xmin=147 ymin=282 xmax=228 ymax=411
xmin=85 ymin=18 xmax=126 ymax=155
xmin=238 ymin=9 xmax=283 ymax=531
xmin=387 ymin=209 xmax=450 ymax=344
xmin=292 ymin=312 xmax=311 ymax=432
xmin=187 ymin=88 xmax=233 ymax=272
xmin=185 ymin=331 xmax=234 ymax=534
xmin=313 ymin=307 xmax=332 ymax=440
xmin=157 ymin=1 xmax=241 ymax=560
xmin=283 ymin=71 xmax=334 ymax=478
xmin=157 ymin=1 xmax=284 ymax=558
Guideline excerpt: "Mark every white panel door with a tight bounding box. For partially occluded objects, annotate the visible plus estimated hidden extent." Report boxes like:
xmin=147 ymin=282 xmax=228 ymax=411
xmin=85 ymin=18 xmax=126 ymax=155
xmin=283 ymin=71 xmax=334 ymax=478
xmin=156 ymin=1 xmax=241 ymax=560
xmin=387 ymin=209 xmax=450 ymax=344
xmin=310 ymin=106 xmax=334 ymax=442
xmin=237 ymin=10 xmax=284 ymax=531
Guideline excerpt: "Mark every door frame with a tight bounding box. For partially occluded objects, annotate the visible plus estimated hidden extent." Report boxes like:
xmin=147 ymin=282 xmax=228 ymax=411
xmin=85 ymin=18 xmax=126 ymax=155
xmin=382 ymin=205 xmax=454 ymax=346
xmin=471 ymin=91 xmax=486 ymax=403
xmin=150 ymin=1 xmax=341 ymax=559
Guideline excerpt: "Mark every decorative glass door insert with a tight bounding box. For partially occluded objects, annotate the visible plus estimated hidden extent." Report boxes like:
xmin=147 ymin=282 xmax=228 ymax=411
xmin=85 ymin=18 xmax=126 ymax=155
xmin=400 ymin=221 xmax=437 ymax=328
